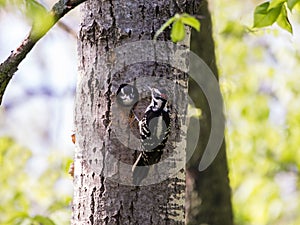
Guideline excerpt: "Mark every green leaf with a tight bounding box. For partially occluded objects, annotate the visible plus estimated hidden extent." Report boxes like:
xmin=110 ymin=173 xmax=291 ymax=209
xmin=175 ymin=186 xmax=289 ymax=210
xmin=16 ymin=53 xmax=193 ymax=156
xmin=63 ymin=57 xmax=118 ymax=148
xmin=171 ymin=19 xmax=185 ymax=43
xmin=181 ymin=14 xmax=200 ymax=31
xmin=277 ymin=4 xmax=293 ymax=33
xmin=25 ymin=0 xmax=48 ymax=22
xmin=287 ymin=0 xmax=300 ymax=10
xmin=154 ymin=13 xmax=201 ymax=42
xmin=253 ymin=2 xmax=282 ymax=28
xmin=153 ymin=16 xmax=175 ymax=40
xmin=268 ymin=0 xmax=286 ymax=9
xmin=2 ymin=212 xmax=29 ymax=225
xmin=32 ymin=215 xmax=56 ymax=225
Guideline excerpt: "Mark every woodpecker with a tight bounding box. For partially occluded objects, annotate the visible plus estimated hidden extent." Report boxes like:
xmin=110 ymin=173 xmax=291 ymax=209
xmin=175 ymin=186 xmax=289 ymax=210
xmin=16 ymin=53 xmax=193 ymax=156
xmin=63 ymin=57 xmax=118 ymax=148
xmin=116 ymin=84 xmax=139 ymax=107
xmin=132 ymin=87 xmax=171 ymax=185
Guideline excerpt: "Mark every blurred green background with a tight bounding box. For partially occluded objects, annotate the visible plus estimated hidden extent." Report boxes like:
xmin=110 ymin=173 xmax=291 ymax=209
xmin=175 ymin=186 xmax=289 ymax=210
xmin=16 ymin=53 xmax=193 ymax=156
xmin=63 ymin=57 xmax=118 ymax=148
xmin=0 ymin=0 xmax=300 ymax=224
xmin=214 ymin=1 xmax=300 ymax=224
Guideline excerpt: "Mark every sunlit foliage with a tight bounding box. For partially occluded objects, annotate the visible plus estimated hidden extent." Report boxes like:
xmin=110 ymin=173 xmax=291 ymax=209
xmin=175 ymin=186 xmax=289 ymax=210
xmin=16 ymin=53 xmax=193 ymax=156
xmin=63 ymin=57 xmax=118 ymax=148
xmin=0 ymin=137 xmax=72 ymax=225
xmin=213 ymin=0 xmax=300 ymax=224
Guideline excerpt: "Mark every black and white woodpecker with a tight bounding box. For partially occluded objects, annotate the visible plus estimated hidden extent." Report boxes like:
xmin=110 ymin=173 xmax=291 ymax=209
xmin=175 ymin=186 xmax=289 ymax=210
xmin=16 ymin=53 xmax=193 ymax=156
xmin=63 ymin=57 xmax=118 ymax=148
xmin=132 ymin=87 xmax=171 ymax=185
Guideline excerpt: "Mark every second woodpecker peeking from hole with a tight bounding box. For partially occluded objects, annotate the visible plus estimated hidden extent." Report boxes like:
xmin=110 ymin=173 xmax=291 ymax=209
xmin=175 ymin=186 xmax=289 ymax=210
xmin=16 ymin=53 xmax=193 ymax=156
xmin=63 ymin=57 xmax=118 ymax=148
xmin=132 ymin=87 xmax=171 ymax=185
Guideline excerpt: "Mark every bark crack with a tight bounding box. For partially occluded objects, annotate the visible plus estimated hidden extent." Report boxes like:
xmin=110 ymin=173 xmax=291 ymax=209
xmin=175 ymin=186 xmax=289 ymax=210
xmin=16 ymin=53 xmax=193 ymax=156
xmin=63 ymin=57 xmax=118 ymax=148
xmin=89 ymin=187 xmax=96 ymax=225
xmin=138 ymin=4 xmax=146 ymax=20
xmin=99 ymin=176 xmax=105 ymax=198
xmin=108 ymin=0 xmax=116 ymax=28
xmin=103 ymin=78 xmax=112 ymax=129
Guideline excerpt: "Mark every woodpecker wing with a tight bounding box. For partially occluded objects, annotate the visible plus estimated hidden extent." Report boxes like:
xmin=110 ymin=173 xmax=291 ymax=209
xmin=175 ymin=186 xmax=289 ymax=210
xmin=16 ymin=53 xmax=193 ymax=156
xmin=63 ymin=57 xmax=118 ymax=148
xmin=139 ymin=109 xmax=170 ymax=152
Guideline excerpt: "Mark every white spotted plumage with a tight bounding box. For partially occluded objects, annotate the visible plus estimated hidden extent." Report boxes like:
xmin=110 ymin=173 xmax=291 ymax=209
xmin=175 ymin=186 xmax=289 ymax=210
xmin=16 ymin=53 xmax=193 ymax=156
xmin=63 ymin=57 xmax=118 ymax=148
xmin=132 ymin=87 xmax=171 ymax=185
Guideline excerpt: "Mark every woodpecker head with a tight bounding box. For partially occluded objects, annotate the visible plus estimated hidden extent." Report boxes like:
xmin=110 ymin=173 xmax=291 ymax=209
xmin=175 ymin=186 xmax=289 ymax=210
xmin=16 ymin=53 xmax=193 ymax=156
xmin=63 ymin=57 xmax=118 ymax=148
xmin=116 ymin=84 xmax=139 ymax=107
xmin=148 ymin=87 xmax=168 ymax=111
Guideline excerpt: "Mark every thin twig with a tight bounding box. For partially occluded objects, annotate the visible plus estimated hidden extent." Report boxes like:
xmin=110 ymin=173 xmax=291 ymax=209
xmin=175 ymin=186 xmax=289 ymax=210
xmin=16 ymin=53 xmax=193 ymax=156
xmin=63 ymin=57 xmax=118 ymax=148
xmin=0 ymin=0 xmax=87 ymax=105
xmin=57 ymin=21 xmax=78 ymax=39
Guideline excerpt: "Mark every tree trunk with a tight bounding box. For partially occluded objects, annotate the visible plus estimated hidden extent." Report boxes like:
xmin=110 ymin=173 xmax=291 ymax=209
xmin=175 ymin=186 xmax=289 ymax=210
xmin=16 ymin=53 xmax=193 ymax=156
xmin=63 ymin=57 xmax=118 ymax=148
xmin=186 ymin=1 xmax=234 ymax=225
xmin=72 ymin=0 xmax=198 ymax=224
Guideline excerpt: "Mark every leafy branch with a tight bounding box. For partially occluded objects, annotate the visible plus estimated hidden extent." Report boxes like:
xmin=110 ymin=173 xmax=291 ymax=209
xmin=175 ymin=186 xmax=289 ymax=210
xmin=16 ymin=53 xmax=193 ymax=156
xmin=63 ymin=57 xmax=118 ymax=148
xmin=154 ymin=13 xmax=201 ymax=43
xmin=253 ymin=0 xmax=300 ymax=33
xmin=0 ymin=0 xmax=87 ymax=105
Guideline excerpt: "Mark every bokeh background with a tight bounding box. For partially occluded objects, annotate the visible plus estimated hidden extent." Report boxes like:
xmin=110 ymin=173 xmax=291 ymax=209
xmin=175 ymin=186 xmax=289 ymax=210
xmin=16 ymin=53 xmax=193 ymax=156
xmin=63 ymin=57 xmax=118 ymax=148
xmin=1 ymin=0 xmax=300 ymax=224
xmin=0 ymin=0 xmax=79 ymax=224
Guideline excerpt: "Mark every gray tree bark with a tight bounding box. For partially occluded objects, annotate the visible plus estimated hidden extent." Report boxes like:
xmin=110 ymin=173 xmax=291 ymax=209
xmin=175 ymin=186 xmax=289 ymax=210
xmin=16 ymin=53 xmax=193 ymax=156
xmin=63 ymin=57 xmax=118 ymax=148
xmin=72 ymin=0 xmax=198 ymax=224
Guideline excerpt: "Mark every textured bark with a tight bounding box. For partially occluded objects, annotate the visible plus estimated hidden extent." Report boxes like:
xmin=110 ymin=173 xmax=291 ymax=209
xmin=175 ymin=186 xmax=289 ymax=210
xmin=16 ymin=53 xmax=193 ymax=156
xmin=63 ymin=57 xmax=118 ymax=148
xmin=73 ymin=1 xmax=197 ymax=224
xmin=186 ymin=1 xmax=234 ymax=225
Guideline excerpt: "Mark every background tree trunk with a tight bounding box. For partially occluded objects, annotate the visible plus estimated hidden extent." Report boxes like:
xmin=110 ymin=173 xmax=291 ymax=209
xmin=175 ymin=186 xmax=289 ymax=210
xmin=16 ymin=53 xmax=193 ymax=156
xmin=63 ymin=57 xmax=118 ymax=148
xmin=186 ymin=1 xmax=234 ymax=225
xmin=72 ymin=0 xmax=198 ymax=224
